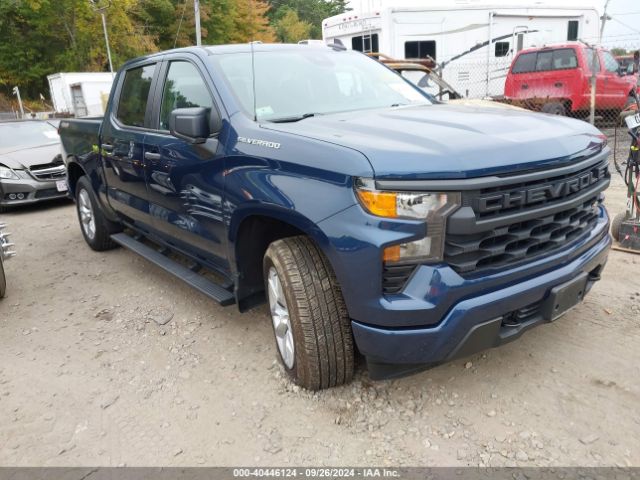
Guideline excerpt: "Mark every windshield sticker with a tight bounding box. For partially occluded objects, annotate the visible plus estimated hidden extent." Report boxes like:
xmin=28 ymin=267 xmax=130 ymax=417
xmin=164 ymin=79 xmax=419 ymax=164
xmin=256 ymin=106 xmax=274 ymax=117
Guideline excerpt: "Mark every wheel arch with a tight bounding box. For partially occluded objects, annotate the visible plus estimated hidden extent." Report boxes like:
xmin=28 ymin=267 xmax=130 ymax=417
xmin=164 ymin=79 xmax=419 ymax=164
xmin=66 ymin=159 xmax=87 ymax=197
xmin=229 ymin=205 xmax=335 ymax=312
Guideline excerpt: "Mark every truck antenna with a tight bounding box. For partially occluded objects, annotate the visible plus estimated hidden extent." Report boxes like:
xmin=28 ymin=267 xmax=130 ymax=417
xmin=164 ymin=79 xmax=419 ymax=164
xmin=250 ymin=0 xmax=258 ymax=121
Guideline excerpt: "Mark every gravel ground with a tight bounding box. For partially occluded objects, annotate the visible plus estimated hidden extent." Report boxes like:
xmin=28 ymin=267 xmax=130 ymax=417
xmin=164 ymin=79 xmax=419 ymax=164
xmin=0 ymin=130 xmax=639 ymax=467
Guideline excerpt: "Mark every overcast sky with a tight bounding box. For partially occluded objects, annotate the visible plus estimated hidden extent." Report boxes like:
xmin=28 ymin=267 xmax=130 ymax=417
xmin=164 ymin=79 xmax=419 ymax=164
xmin=601 ymin=0 xmax=640 ymax=48
xmin=345 ymin=0 xmax=640 ymax=49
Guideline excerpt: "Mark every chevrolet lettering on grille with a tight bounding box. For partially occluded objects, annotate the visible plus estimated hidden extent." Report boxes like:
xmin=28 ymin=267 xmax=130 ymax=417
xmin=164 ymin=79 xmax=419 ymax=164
xmin=476 ymin=163 xmax=609 ymax=213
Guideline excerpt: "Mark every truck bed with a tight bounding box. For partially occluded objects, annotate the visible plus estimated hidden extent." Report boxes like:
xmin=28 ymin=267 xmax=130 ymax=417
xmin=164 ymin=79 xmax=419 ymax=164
xmin=59 ymin=117 xmax=102 ymax=158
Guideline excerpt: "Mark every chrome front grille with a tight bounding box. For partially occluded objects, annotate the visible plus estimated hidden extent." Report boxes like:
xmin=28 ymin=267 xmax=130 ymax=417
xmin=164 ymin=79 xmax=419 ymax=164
xmin=29 ymin=163 xmax=66 ymax=181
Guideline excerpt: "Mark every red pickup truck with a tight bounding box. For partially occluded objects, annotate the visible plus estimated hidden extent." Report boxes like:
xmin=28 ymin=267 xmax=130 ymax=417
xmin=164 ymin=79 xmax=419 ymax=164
xmin=504 ymin=43 xmax=638 ymax=116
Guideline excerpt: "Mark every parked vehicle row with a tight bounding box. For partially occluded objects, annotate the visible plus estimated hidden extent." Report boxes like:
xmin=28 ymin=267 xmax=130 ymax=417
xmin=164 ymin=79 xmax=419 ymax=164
xmin=59 ymin=43 xmax=611 ymax=390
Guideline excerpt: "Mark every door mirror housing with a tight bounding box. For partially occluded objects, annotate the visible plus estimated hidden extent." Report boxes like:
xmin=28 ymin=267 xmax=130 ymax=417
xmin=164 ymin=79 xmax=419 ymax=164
xmin=169 ymin=107 xmax=222 ymax=144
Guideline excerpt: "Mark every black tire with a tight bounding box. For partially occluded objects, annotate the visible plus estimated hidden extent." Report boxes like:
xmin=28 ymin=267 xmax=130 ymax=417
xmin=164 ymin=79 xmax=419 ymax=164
xmin=263 ymin=236 xmax=354 ymax=390
xmin=611 ymin=212 xmax=627 ymax=242
xmin=0 ymin=257 xmax=6 ymax=299
xmin=75 ymin=176 xmax=121 ymax=251
xmin=541 ymin=102 xmax=567 ymax=116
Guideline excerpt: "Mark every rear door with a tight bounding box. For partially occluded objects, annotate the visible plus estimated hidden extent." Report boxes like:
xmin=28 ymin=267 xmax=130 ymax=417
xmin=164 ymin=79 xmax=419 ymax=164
xmin=101 ymin=60 xmax=159 ymax=230
xmin=142 ymin=55 xmax=229 ymax=269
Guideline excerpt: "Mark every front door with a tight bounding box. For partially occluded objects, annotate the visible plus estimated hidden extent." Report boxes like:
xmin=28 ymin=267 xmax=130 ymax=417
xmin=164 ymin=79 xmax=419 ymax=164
xmin=143 ymin=58 xmax=229 ymax=270
xmin=102 ymin=61 xmax=158 ymax=230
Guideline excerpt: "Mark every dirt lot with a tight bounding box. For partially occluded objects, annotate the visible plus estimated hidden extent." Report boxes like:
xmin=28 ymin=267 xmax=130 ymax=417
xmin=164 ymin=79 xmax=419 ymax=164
xmin=1 ymin=130 xmax=639 ymax=467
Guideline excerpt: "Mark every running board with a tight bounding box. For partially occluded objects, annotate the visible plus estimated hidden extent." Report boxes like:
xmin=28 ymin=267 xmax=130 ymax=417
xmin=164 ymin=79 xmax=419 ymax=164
xmin=110 ymin=233 xmax=235 ymax=306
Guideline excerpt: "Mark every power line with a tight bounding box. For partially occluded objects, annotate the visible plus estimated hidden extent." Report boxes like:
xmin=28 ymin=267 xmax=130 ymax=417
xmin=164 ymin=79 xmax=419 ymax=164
xmin=609 ymin=16 xmax=640 ymax=35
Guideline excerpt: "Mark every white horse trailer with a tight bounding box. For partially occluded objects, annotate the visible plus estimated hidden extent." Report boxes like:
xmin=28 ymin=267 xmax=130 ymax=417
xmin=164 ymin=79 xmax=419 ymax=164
xmin=322 ymin=1 xmax=600 ymax=98
xmin=47 ymin=72 xmax=114 ymax=117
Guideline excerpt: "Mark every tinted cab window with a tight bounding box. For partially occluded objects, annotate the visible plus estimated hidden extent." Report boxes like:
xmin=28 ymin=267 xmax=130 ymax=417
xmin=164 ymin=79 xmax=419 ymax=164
xmin=117 ymin=64 xmax=156 ymax=127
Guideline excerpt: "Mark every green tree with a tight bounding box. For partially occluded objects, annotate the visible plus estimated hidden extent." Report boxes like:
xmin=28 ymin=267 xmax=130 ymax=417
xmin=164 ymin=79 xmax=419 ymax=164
xmin=274 ymin=7 xmax=312 ymax=43
xmin=268 ymin=0 xmax=349 ymax=38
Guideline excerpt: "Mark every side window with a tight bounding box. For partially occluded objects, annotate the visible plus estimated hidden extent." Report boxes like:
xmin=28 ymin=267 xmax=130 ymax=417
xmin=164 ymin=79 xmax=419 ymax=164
xmin=405 ymin=41 xmax=436 ymax=60
xmin=495 ymin=41 xmax=510 ymax=57
xmin=603 ymin=51 xmax=619 ymax=73
xmin=567 ymin=21 xmax=579 ymax=41
xmin=159 ymin=61 xmax=213 ymax=130
xmin=351 ymin=34 xmax=379 ymax=53
xmin=585 ymin=48 xmax=601 ymax=73
xmin=116 ymin=64 xmax=156 ymax=127
xmin=512 ymin=52 xmax=537 ymax=73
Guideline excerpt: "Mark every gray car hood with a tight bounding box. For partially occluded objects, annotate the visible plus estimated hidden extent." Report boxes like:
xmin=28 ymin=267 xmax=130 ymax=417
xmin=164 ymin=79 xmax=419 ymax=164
xmin=0 ymin=143 xmax=62 ymax=169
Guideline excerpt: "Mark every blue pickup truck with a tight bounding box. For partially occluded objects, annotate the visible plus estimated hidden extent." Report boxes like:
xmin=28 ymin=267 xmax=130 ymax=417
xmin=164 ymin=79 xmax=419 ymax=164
xmin=59 ymin=43 xmax=611 ymax=390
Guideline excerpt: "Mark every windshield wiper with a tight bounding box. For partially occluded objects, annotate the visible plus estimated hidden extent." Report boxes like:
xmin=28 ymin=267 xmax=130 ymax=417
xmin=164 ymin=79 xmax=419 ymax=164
xmin=269 ymin=113 xmax=320 ymax=123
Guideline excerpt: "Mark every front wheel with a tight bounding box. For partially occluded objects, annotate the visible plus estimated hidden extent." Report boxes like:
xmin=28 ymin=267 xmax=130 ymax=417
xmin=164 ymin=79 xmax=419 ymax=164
xmin=263 ymin=236 xmax=354 ymax=390
xmin=75 ymin=176 xmax=121 ymax=251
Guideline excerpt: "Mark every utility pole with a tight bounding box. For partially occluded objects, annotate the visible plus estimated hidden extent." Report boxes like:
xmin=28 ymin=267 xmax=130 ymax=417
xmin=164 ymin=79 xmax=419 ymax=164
xmin=89 ymin=0 xmax=114 ymax=74
xmin=12 ymin=86 xmax=24 ymax=119
xmin=194 ymin=0 xmax=202 ymax=46
xmin=589 ymin=0 xmax=611 ymax=125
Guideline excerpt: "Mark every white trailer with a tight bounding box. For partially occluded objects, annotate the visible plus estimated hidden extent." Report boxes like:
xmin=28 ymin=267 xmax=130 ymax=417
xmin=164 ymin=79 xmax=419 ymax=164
xmin=47 ymin=72 xmax=114 ymax=117
xmin=323 ymin=0 xmax=600 ymax=98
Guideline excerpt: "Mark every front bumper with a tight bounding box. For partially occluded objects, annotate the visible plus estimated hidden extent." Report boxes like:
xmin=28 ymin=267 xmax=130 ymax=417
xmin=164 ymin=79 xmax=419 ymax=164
xmin=0 ymin=177 xmax=68 ymax=207
xmin=353 ymin=232 xmax=611 ymax=379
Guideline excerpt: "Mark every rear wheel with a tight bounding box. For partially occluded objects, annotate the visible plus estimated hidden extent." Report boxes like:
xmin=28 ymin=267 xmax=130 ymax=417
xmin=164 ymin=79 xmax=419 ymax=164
xmin=541 ymin=102 xmax=567 ymax=116
xmin=75 ymin=176 xmax=121 ymax=251
xmin=263 ymin=236 xmax=354 ymax=390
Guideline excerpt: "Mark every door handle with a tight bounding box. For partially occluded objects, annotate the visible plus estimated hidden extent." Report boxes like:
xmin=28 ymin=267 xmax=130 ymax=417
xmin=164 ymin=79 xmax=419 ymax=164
xmin=144 ymin=151 xmax=161 ymax=161
xmin=101 ymin=143 xmax=113 ymax=152
xmin=554 ymin=82 xmax=563 ymax=88
xmin=521 ymin=84 xmax=529 ymax=89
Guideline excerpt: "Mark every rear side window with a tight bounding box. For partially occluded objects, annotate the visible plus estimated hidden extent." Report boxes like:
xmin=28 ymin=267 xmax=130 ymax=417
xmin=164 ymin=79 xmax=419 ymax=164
xmin=116 ymin=64 xmax=156 ymax=127
xmin=512 ymin=52 xmax=537 ymax=73
xmin=159 ymin=61 xmax=213 ymax=130
xmin=512 ymin=49 xmax=577 ymax=73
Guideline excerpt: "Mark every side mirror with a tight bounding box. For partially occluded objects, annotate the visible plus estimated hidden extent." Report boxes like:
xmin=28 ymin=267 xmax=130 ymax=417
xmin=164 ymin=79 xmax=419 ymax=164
xmin=169 ymin=107 xmax=221 ymax=144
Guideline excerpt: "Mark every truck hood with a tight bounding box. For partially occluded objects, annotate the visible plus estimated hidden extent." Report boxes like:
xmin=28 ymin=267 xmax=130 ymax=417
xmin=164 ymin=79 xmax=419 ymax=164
xmin=0 ymin=143 xmax=62 ymax=170
xmin=263 ymin=104 xmax=605 ymax=180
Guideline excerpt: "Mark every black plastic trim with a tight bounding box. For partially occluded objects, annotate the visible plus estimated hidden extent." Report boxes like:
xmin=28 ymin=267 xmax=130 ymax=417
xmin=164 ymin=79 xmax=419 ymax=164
xmin=374 ymin=148 xmax=608 ymax=192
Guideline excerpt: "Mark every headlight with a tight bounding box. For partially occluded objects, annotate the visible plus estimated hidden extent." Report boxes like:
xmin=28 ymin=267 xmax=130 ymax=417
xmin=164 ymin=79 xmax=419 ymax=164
xmin=0 ymin=165 xmax=19 ymax=180
xmin=355 ymin=178 xmax=460 ymax=263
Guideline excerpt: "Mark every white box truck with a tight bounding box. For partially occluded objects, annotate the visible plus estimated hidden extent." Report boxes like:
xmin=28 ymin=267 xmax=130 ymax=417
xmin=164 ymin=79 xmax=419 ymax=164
xmin=47 ymin=72 xmax=114 ymax=117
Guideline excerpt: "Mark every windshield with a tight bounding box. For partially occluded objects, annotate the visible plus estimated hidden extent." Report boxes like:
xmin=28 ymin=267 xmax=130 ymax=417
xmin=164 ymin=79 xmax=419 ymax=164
xmin=0 ymin=121 xmax=59 ymax=150
xmin=213 ymin=49 xmax=432 ymax=121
